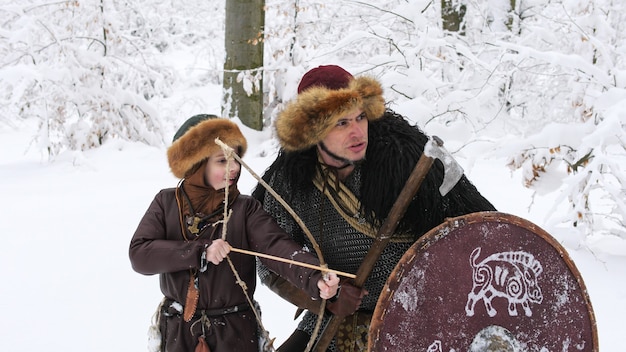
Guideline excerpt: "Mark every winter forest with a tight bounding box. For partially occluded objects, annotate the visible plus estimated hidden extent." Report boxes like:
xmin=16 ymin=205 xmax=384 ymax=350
xmin=2 ymin=0 xmax=624 ymax=242
xmin=0 ymin=0 xmax=625 ymax=350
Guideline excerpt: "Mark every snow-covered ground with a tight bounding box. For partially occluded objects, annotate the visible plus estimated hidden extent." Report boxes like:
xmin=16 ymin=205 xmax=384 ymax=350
xmin=1 ymin=84 xmax=624 ymax=351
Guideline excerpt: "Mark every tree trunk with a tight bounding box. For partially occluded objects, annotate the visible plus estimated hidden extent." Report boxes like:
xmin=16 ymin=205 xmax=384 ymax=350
xmin=223 ymin=0 xmax=265 ymax=130
xmin=441 ymin=0 xmax=466 ymax=35
xmin=506 ymin=0 xmax=517 ymax=32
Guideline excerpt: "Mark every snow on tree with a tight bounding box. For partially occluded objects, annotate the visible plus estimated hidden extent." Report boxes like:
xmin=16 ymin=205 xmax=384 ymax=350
xmin=262 ymin=0 xmax=625 ymax=239
xmin=0 ymin=0 xmax=224 ymax=156
xmin=1 ymin=0 xmax=624 ymax=240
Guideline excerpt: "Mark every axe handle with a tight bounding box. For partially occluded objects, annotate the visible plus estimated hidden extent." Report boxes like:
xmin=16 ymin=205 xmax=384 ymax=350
xmin=313 ymin=150 xmax=436 ymax=351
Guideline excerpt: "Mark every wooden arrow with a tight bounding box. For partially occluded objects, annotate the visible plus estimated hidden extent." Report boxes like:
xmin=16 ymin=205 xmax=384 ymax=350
xmin=229 ymin=246 xmax=356 ymax=279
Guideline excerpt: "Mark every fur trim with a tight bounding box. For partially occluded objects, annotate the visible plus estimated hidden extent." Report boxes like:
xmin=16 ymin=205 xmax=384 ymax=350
xmin=167 ymin=119 xmax=247 ymax=179
xmin=275 ymin=76 xmax=386 ymax=151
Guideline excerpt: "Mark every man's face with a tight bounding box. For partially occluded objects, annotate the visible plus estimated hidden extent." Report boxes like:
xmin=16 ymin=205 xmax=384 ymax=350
xmin=318 ymin=109 xmax=368 ymax=168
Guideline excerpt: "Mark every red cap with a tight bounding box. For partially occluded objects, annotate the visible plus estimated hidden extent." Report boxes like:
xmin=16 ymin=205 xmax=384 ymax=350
xmin=297 ymin=65 xmax=354 ymax=94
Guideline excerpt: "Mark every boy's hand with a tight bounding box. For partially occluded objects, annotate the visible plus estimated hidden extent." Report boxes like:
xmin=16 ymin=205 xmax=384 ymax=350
xmin=206 ymin=239 xmax=230 ymax=265
xmin=318 ymin=272 xmax=340 ymax=299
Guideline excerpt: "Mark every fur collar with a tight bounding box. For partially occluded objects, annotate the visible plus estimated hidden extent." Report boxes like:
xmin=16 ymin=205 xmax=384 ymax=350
xmin=254 ymin=110 xmax=496 ymax=239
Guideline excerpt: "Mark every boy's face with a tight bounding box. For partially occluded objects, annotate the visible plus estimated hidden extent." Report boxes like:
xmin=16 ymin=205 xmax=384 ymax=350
xmin=204 ymin=150 xmax=241 ymax=190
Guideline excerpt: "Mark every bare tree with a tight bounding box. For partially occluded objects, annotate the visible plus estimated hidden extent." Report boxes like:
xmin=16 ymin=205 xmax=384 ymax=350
xmin=223 ymin=0 xmax=265 ymax=130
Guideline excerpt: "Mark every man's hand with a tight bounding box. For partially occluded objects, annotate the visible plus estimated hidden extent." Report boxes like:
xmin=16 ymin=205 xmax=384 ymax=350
xmin=326 ymin=281 xmax=368 ymax=317
xmin=317 ymin=273 xmax=340 ymax=299
xmin=206 ymin=239 xmax=230 ymax=265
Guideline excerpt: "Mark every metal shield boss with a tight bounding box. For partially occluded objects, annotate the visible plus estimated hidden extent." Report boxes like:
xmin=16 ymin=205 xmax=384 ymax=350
xmin=369 ymin=212 xmax=598 ymax=352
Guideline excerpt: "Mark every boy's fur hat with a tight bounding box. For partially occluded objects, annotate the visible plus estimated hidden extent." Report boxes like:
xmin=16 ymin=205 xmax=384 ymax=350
xmin=275 ymin=65 xmax=386 ymax=151
xmin=167 ymin=114 xmax=247 ymax=178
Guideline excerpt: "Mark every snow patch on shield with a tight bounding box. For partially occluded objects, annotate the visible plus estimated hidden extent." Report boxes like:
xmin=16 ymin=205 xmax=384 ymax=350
xmin=392 ymin=266 xmax=425 ymax=312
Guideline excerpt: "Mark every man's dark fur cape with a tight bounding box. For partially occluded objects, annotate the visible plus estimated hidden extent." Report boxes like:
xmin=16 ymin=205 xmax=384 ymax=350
xmin=253 ymin=110 xmax=496 ymax=239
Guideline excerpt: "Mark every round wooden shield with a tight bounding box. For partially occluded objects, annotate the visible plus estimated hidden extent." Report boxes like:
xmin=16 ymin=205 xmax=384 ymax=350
xmin=369 ymin=212 xmax=598 ymax=352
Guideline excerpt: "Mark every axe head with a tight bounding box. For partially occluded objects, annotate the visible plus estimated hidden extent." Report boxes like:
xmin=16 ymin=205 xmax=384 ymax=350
xmin=423 ymin=136 xmax=464 ymax=196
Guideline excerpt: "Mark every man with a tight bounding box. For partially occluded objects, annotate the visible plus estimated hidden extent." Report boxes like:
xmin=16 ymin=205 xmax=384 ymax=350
xmin=253 ymin=65 xmax=496 ymax=351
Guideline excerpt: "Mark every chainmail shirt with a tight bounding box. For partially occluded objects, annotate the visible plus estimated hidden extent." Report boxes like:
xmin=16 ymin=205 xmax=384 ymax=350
xmin=257 ymin=164 xmax=413 ymax=350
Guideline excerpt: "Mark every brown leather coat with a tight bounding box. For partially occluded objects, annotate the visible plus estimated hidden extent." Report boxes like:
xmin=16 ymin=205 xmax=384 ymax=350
xmin=130 ymin=188 xmax=323 ymax=351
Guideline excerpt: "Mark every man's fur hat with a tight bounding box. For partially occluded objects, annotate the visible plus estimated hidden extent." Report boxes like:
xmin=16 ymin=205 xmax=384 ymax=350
xmin=167 ymin=114 xmax=247 ymax=178
xmin=275 ymin=65 xmax=386 ymax=151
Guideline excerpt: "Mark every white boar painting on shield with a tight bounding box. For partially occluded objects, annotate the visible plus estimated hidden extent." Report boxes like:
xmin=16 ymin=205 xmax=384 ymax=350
xmin=465 ymin=247 xmax=544 ymax=318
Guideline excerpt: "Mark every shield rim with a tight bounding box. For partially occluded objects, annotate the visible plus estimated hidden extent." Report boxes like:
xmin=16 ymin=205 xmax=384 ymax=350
xmin=368 ymin=211 xmax=599 ymax=351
